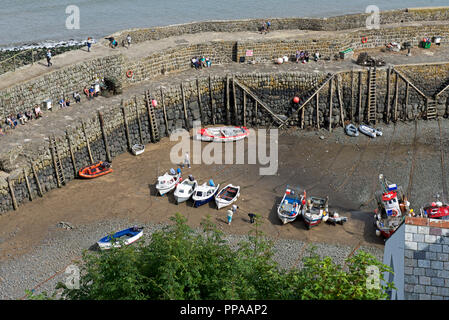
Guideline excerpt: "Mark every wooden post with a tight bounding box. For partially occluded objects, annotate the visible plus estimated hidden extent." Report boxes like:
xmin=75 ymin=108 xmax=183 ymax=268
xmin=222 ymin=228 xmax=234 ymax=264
xmin=243 ymin=91 xmax=247 ymax=127
xmin=31 ymin=163 xmax=43 ymax=197
xmin=98 ymin=111 xmax=112 ymax=162
xmin=232 ymin=77 xmax=239 ymax=125
xmin=161 ymin=88 xmax=169 ymax=135
xmin=49 ymin=137 xmax=62 ymax=188
xmin=82 ymin=121 xmax=94 ymax=164
xmin=7 ymin=177 xmax=18 ymax=211
xmin=386 ymin=67 xmax=391 ymax=124
xmin=134 ymin=97 xmax=144 ymax=144
xmin=405 ymin=82 xmax=410 ymax=121
xmin=196 ymin=78 xmax=203 ymax=124
xmin=66 ymin=131 xmax=77 ymax=176
xmin=394 ymin=72 xmax=399 ymax=122
xmin=226 ymin=76 xmax=231 ymax=125
xmin=337 ymin=75 xmax=345 ymax=126
xmin=329 ymin=77 xmax=333 ymax=132
xmin=23 ymin=168 xmax=33 ymax=201
xmin=181 ymin=82 xmax=189 ymax=130
xmin=316 ymin=92 xmax=320 ymax=129
xmin=209 ymin=75 xmax=215 ymax=125
xmin=301 ymin=104 xmax=305 ymax=129
xmin=255 ymin=101 xmax=258 ymax=128
xmin=358 ymin=71 xmax=363 ymax=124
xmin=122 ymin=105 xmax=131 ymax=151
xmin=350 ymin=70 xmax=354 ymax=121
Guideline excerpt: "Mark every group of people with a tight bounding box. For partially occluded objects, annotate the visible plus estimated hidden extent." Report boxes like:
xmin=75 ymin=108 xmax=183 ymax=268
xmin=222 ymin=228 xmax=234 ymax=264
xmin=191 ymin=56 xmax=212 ymax=69
xmin=295 ymin=50 xmax=320 ymax=63
xmin=259 ymin=21 xmax=271 ymax=34
xmin=1 ymin=105 xmax=44 ymax=135
xmin=107 ymin=35 xmax=131 ymax=49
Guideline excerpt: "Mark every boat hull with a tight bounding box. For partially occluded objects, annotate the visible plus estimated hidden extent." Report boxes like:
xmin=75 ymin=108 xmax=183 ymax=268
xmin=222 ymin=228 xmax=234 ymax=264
xmin=97 ymin=228 xmax=143 ymax=250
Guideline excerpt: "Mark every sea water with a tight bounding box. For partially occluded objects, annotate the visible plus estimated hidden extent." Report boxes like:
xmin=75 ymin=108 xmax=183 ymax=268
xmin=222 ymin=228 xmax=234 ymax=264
xmin=0 ymin=0 xmax=447 ymax=48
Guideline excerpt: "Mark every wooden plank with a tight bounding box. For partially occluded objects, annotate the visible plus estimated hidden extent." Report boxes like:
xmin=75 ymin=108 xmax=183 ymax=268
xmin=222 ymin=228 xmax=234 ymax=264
xmin=316 ymin=92 xmax=320 ymax=129
xmin=181 ymin=82 xmax=189 ymax=129
xmin=134 ymin=97 xmax=144 ymax=144
xmin=31 ymin=163 xmax=44 ymax=197
xmin=49 ymin=137 xmax=62 ymax=188
xmin=386 ymin=67 xmax=391 ymax=124
xmin=329 ymin=77 xmax=333 ymax=132
xmin=243 ymin=91 xmax=247 ymax=127
xmin=394 ymin=72 xmax=399 ymax=122
xmin=337 ymin=75 xmax=345 ymax=126
xmin=23 ymin=168 xmax=33 ymax=201
xmin=82 ymin=121 xmax=94 ymax=164
xmin=232 ymin=77 xmax=239 ymax=125
xmin=350 ymin=70 xmax=354 ymax=121
xmin=209 ymin=75 xmax=215 ymax=125
xmin=226 ymin=76 xmax=231 ymax=125
xmin=394 ymin=69 xmax=427 ymax=99
xmin=255 ymin=101 xmax=258 ymax=128
xmin=358 ymin=71 xmax=362 ymax=124
xmin=122 ymin=106 xmax=131 ymax=151
xmin=301 ymin=104 xmax=305 ymax=129
xmin=160 ymin=88 xmax=170 ymax=135
xmin=98 ymin=111 xmax=112 ymax=162
xmin=405 ymin=82 xmax=410 ymax=121
xmin=196 ymin=78 xmax=203 ymax=124
xmin=7 ymin=177 xmax=18 ymax=211
xmin=66 ymin=131 xmax=77 ymax=176
xmin=436 ymin=83 xmax=449 ymax=98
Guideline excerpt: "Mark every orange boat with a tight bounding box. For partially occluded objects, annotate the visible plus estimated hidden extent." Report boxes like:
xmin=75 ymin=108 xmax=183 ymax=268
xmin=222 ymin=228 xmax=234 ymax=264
xmin=78 ymin=161 xmax=113 ymax=179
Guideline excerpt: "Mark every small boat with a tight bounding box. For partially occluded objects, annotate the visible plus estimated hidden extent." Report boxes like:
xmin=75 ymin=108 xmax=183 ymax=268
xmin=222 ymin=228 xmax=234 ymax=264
xmin=345 ymin=124 xmax=359 ymax=137
xmin=277 ymin=187 xmax=305 ymax=224
xmin=132 ymin=144 xmax=145 ymax=156
xmin=156 ymin=168 xmax=182 ymax=196
xmin=359 ymin=125 xmax=382 ymax=138
xmin=420 ymin=197 xmax=449 ymax=220
xmin=326 ymin=212 xmax=348 ymax=225
xmin=302 ymin=194 xmax=329 ymax=229
xmin=215 ymin=184 xmax=240 ymax=209
xmin=97 ymin=226 xmax=144 ymax=250
xmin=192 ymin=179 xmax=220 ymax=207
xmin=174 ymin=175 xmax=198 ymax=204
xmin=374 ymin=174 xmax=410 ymax=239
xmin=78 ymin=161 xmax=113 ymax=179
xmin=196 ymin=126 xmax=249 ymax=142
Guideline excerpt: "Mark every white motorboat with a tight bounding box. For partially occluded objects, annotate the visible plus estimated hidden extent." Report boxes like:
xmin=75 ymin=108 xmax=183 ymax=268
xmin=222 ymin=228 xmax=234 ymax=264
xmin=359 ymin=125 xmax=382 ymax=138
xmin=174 ymin=175 xmax=198 ymax=204
xmin=155 ymin=168 xmax=182 ymax=196
xmin=131 ymin=144 xmax=145 ymax=155
xmin=277 ymin=188 xmax=305 ymax=224
xmin=196 ymin=126 xmax=249 ymax=142
xmin=302 ymin=195 xmax=329 ymax=229
xmin=215 ymin=184 xmax=240 ymax=209
xmin=97 ymin=226 xmax=144 ymax=250
xmin=192 ymin=180 xmax=220 ymax=208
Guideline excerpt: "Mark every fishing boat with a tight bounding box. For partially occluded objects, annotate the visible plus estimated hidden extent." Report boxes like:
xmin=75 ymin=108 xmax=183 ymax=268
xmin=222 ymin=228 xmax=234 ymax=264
xmin=196 ymin=126 xmax=249 ymax=142
xmin=359 ymin=125 xmax=382 ymax=138
xmin=155 ymin=168 xmax=182 ymax=196
xmin=131 ymin=144 xmax=145 ymax=156
xmin=374 ymin=174 xmax=410 ymax=239
xmin=97 ymin=226 xmax=144 ymax=250
xmin=302 ymin=194 xmax=329 ymax=229
xmin=345 ymin=124 xmax=359 ymax=137
xmin=420 ymin=196 xmax=449 ymax=220
xmin=78 ymin=161 xmax=113 ymax=179
xmin=192 ymin=180 xmax=220 ymax=208
xmin=215 ymin=184 xmax=240 ymax=209
xmin=277 ymin=187 xmax=305 ymax=224
xmin=174 ymin=175 xmax=198 ymax=204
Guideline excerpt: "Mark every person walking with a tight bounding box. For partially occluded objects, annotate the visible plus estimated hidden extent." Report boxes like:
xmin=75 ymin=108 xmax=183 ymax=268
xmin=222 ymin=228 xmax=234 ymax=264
xmin=46 ymin=49 xmax=52 ymax=67
xmin=248 ymin=213 xmax=256 ymax=224
xmin=87 ymin=37 xmax=93 ymax=52
xmin=227 ymin=209 xmax=233 ymax=225
xmin=126 ymin=34 xmax=132 ymax=49
xmin=182 ymin=152 xmax=191 ymax=168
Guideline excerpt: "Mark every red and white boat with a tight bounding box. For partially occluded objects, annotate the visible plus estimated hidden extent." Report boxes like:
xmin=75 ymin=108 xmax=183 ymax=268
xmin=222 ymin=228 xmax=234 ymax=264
xmin=374 ymin=174 xmax=410 ymax=239
xmin=420 ymin=197 xmax=449 ymax=220
xmin=196 ymin=126 xmax=249 ymax=142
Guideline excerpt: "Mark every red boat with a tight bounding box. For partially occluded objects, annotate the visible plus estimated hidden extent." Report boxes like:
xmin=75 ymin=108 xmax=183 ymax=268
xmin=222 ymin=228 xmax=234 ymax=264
xmin=421 ymin=200 xmax=449 ymax=220
xmin=78 ymin=161 xmax=113 ymax=179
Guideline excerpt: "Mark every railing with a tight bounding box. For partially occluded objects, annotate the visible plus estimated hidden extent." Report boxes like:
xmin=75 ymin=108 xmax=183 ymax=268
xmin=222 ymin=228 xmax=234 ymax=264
xmin=0 ymin=48 xmax=37 ymax=74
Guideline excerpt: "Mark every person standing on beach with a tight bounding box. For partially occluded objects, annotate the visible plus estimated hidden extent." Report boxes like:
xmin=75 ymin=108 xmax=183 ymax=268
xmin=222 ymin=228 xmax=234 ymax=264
xmin=46 ymin=49 xmax=52 ymax=67
xmin=227 ymin=209 xmax=233 ymax=225
xmin=126 ymin=34 xmax=132 ymax=48
xmin=182 ymin=152 xmax=191 ymax=168
xmin=248 ymin=213 xmax=256 ymax=224
xmin=87 ymin=37 xmax=92 ymax=52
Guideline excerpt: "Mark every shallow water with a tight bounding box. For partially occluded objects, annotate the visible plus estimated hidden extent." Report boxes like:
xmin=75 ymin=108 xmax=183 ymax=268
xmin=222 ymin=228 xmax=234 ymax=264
xmin=1 ymin=0 xmax=448 ymax=47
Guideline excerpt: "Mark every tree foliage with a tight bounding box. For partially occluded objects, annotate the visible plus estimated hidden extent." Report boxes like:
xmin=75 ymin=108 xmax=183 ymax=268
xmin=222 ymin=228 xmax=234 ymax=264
xmin=54 ymin=213 xmax=394 ymax=300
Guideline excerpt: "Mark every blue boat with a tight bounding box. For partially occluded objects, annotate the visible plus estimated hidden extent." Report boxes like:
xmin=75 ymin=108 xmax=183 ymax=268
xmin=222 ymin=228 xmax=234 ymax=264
xmin=192 ymin=180 xmax=220 ymax=208
xmin=277 ymin=187 xmax=305 ymax=224
xmin=97 ymin=226 xmax=144 ymax=250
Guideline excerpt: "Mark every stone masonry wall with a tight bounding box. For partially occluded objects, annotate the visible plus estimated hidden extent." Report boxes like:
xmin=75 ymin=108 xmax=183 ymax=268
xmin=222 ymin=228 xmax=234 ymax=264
xmin=404 ymin=218 xmax=449 ymax=300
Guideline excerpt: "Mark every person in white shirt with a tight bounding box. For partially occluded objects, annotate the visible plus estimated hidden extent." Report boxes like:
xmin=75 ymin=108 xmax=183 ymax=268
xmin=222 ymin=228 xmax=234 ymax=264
xmin=126 ymin=34 xmax=132 ymax=48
